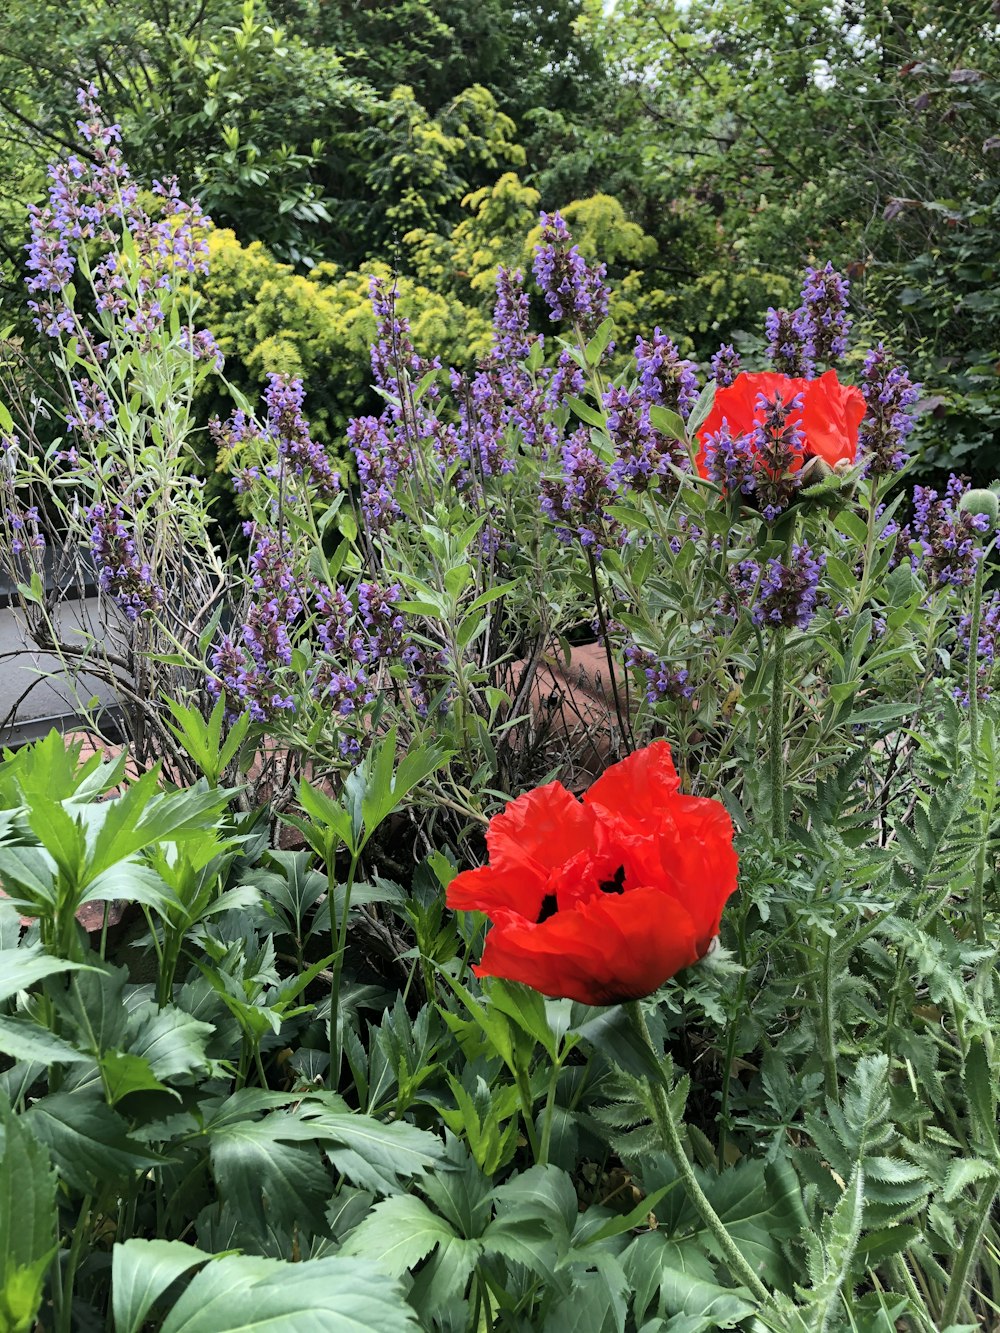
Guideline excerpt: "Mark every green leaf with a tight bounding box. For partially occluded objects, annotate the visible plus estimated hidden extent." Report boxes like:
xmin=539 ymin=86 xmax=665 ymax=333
xmin=585 ymin=316 xmax=616 ymax=367
xmin=0 ymin=1016 xmax=90 ymax=1066
xmin=964 ymin=1038 xmax=998 ymax=1155
xmin=484 ymin=979 xmax=560 ymax=1061
xmin=0 ymin=946 xmax=87 ymax=1005
xmin=649 ymin=405 xmax=687 ymax=441
xmin=340 ymin=1193 xmax=457 ymax=1273
xmin=126 ymin=1005 xmax=214 ymax=1083
xmin=566 ymin=396 xmax=606 ymax=429
xmin=295 ymin=1101 xmax=445 ymax=1194
xmin=158 ymin=1254 xmax=418 ymax=1333
xmin=208 ymin=1114 xmax=333 ymax=1238
xmin=112 ymin=1239 xmax=213 ymax=1333
xmin=99 ymin=1050 xmax=172 ymax=1105
xmin=0 ymin=1099 xmax=57 ymax=1333
xmin=24 ymin=1091 xmax=167 ymax=1192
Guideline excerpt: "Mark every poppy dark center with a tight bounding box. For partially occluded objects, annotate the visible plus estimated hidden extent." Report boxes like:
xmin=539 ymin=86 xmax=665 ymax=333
xmin=537 ymin=893 xmax=559 ymax=923
xmin=598 ymin=865 xmax=626 ymax=895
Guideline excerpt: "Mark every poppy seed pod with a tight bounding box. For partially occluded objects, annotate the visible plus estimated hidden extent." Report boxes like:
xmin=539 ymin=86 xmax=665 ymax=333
xmin=959 ymin=489 xmax=999 ymax=530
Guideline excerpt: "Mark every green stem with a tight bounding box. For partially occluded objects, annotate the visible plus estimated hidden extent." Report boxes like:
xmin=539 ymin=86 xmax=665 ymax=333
xmin=329 ymin=847 xmax=361 ymax=1087
xmin=887 ymin=1255 xmax=937 ymax=1333
xmin=770 ymin=627 xmax=786 ymax=841
xmin=940 ymin=1177 xmax=1000 ymax=1328
xmin=57 ymin=1192 xmax=92 ymax=1333
xmin=820 ymin=929 xmax=839 ymax=1103
xmin=968 ymin=551 xmax=985 ymax=765
xmin=537 ymin=1061 xmax=562 ymax=1166
xmin=587 ymin=548 xmax=632 ymax=750
xmin=514 ymin=1069 xmax=542 ymax=1161
xmin=625 ymin=1002 xmax=770 ymax=1303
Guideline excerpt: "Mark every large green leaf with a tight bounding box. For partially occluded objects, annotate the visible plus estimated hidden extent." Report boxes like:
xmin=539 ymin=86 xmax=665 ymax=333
xmin=294 ymin=1103 xmax=445 ymax=1194
xmin=24 ymin=1091 xmax=167 ymax=1192
xmin=339 ymin=1194 xmax=457 ymax=1274
xmin=698 ymin=1158 xmax=807 ymax=1286
xmin=0 ymin=1016 xmax=90 ymax=1066
xmin=158 ymin=1254 xmax=418 ymax=1332
xmin=0 ymin=1100 xmax=57 ymax=1333
xmin=0 ymin=945 xmax=85 ymax=1005
xmin=209 ymin=1116 xmax=333 ymax=1239
xmin=112 ymin=1239 xmax=213 ymax=1333
xmin=126 ymin=1004 xmax=214 ymax=1083
xmin=623 ymin=1233 xmax=756 ymax=1327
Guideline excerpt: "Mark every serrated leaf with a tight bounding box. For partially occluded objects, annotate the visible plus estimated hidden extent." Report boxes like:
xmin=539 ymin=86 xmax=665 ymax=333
xmin=158 ymin=1254 xmax=418 ymax=1332
xmin=0 ymin=1099 xmax=57 ymax=1332
xmin=0 ymin=946 xmax=86 ymax=1005
xmin=340 ymin=1193 xmax=457 ymax=1273
xmin=112 ymin=1239 xmax=213 ymax=1333
xmin=24 ymin=1091 xmax=167 ymax=1192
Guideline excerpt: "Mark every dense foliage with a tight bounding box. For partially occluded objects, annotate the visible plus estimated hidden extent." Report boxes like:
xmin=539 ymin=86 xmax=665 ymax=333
xmin=1 ymin=86 xmax=1000 ymax=1332
xmin=1 ymin=2 xmax=997 ymax=472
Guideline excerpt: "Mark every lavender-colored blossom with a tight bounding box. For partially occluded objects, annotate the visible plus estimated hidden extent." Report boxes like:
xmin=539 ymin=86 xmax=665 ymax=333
xmin=25 ymin=85 xmax=209 ymax=341
xmin=86 ymin=502 xmax=164 ymax=621
xmin=532 ymin=211 xmax=609 ymax=337
xmin=207 ymin=636 xmax=295 ymax=724
xmin=266 ymin=374 xmax=339 ymax=498
xmin=545 ymin=350 xmax=586 ymax=408
xmin=492 ymin=266 xmax=534 ymax=363
xmin=765 ymin=307 xmax=812 ymax=377
xmin=605 ymin=384 xmax=687 ymax=493
xmin=540 ymin=427 xmax=620 ymax=556
xmin=906 ymin=474 xmax=989 ymax=589
xmin=6 ymin=503 xmax=46 ymax=557
xmin=352 ymin=581 xmax=406 ymax=664
xmin=310 ymin=663 xmax=374 ymax=715
xmin=180 ymin=327 xmax=224 ymax=372
xmin=347 ymin=414 xmax=406 ymax=527
xmin=454 ymin=370 xmax=514 ymax=480
xmin=858 ymin=343 xmax=920 ymax=476
xmin=368 ymin=276 xmax=441 ymax=406
xmin=634 ymin=329 xmax=699 ymax=420
xmin=727 ymin=543 xmax=825 ymax=630
xmin=797 ymin=262 xmax=851 ymax=366
xmin=705 ymin=392 xmax=805 ymax=521
xmin=67 ymin=378 xmax=115 ymax=438
xmin=624 ymin=645 xmax=693 ymax=705
xmin=710 ymin=343 xmax=740 ymax=387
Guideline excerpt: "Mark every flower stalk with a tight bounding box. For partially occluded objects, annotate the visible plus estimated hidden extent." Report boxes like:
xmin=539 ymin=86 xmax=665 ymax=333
xmin=770 ymin=627 xmax=786 ymax=841
xmin=626 ymin=1001 xmax=770 ymax=1303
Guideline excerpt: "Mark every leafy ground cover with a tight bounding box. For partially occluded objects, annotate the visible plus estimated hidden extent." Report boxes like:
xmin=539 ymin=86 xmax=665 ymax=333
xmin=0 ymin=83 xmax=999 ymax=1333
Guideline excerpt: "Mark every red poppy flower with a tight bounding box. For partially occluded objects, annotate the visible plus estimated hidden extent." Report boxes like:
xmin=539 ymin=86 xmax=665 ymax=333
xmin=695 ymin=369 xmax=866 ymax=478
xmin=446 ymin=742 xmax=738 ymax=1005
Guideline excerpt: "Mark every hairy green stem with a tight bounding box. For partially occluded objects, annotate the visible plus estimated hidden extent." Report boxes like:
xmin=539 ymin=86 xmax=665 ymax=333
xmin=329 ymin=848 xmax=361 ymax=1086
xmin=820 ymin=930 xmax=839 ymax=1103
xmin=940 ymin=1177 xmax=1000 ymax=1328
xmin=626 ymin=1002 xmax=770 ymax=1302
xmin=770 ymin=628 xmax=786 ymax=841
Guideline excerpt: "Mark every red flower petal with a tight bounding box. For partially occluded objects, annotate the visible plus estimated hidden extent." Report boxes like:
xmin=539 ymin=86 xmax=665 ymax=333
xmin=695 ymin=369 xmax=864 ymax=476
xmin=446 ymin=864 xmax=541 ymax=922
xmin=651 ymin=795 xmax=739 ymax=954
xmin=583 ymin=739 xmax=680 ymax=835
xmin=485 ymin=779 xmax=599 ymax=878
xmin=800 ymin=369 xmax=866 ymax=468
xmin=474 ymin=886 xmax=701 ymax=1005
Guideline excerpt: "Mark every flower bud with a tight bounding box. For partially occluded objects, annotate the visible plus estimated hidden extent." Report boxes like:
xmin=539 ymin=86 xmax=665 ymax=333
xmin=959 ymin=488 xmax=1000 ymax=529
